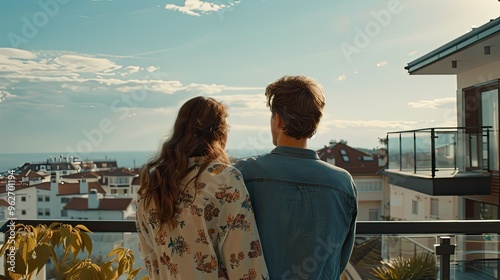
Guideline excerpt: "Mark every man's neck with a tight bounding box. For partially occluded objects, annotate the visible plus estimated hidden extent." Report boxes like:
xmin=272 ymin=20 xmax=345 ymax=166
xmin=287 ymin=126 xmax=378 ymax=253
xmin=276 ymin=134 xmax=308 ymax=149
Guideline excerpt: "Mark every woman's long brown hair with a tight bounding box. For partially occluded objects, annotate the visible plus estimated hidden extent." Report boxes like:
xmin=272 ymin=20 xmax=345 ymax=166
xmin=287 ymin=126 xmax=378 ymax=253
xmin=138 ymin=96 xmax=230 ymax=229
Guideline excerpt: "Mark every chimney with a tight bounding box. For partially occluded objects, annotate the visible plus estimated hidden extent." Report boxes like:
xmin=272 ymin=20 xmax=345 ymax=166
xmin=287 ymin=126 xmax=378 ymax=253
xmin=378 ymin=148 xmax=387 ymax=167
xmin=88 ymin=189 xmax=99 ymax=209
xmin=51 ymin=180 xmax=58 ymax=195
xmin=79 ymin=179 xmax=88 ymax=194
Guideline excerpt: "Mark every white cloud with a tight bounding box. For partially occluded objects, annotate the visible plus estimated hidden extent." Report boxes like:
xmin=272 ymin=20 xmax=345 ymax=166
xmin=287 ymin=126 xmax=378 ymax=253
xmin=0 ymin=48 xmax=37 ymax=60
xmin=52 ymin=55 xmax=122 ymax=73
xmin=215 ymin=94 xmax=267 ymax=110
xmin=165 ymin=0 xmax=229 ymax=16
xmin=0 ymin=90 xmax=15 ymax=103
xmin=230 ymin=124 xmax=269 ymax=131
xmin=146 ymin=66 xmax=158 ymax=73
xmin=322 ymin=119 xmax=420 ymax=129
xmin=408 ymin=97 xmax=455 ymax=109
xmin=0 ymin=48 xmax=264 ymax=104
xmin=376 ymin=60 xmax=388 ymax=67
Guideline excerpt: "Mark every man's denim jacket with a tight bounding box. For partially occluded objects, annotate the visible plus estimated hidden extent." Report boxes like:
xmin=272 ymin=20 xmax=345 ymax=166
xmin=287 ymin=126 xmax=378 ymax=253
xmin=235 ymin=146 xmax=358 ymax=280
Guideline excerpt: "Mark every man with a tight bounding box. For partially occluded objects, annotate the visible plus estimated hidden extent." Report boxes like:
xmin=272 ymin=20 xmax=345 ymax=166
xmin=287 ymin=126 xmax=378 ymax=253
xmin=235 ymin=75 xmax=357 ymax=280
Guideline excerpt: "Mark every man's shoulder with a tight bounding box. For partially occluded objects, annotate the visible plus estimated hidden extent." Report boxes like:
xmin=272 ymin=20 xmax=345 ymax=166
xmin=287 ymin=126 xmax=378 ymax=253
xmin=233 ymin=153 xmax=270 ymax=170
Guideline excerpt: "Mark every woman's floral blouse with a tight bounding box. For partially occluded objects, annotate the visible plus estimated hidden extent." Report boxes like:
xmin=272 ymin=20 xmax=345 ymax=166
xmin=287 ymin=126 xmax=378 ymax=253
xmin=135 ymin=157 xmax=269 ymax=280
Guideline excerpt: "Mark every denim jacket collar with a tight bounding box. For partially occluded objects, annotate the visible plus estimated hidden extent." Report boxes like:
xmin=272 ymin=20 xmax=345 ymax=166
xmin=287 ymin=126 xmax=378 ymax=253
xmin=270 ymin=146 xmax=320 ymax=160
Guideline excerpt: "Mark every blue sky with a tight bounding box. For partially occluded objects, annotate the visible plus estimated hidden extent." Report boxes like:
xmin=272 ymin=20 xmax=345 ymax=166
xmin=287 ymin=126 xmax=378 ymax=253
xmin=0 ymin=0 xmax=498 ymax=155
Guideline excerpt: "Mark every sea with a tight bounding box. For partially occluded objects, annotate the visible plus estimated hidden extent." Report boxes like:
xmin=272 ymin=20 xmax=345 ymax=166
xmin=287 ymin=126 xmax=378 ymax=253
xmin=0 ymin=149 xmax=270 ymax=173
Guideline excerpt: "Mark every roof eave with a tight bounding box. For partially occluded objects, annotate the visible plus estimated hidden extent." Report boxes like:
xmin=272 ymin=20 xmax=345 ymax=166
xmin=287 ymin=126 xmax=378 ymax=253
xmin=406 ymin=17 xmax=500 ymax=74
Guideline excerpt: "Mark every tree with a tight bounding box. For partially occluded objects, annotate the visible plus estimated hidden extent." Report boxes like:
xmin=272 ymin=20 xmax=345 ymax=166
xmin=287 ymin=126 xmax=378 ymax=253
xmin=370 ymin=252 xmax=435 ymax=280
xmin=0 ymin=222 xmax=145 ymax=280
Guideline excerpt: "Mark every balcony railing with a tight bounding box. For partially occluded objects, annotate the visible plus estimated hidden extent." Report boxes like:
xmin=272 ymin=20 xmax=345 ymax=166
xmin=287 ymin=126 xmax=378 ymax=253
xmin=1 ymin=219 xmax=499 ymax=280
xmin=387 ymin=126 xmax=492 ymax=178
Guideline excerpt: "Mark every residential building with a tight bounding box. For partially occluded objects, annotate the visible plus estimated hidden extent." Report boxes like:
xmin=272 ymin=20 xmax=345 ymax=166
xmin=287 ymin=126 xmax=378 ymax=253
xmin=64 ymin=194 xmax=134 ymax=220
xmin=97 ymin=168 xmax=140 ymax=196
xmin=317 ymin=141 xmax=389 ymax=221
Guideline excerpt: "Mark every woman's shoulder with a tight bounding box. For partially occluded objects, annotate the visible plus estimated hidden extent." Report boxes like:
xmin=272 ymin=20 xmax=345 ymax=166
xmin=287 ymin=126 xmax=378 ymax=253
xmin=202 ymin=161 xmax=243 ymax=180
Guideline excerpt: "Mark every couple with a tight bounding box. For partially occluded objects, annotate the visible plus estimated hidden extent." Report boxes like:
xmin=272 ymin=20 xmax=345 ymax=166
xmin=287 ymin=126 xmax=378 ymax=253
xmin=135 ymin=75 xmax=358 ymax=280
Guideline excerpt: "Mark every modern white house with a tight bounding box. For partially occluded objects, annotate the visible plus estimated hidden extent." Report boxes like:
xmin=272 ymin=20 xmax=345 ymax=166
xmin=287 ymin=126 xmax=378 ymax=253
xmin=385 ymin=16 xmax=500 ymax=271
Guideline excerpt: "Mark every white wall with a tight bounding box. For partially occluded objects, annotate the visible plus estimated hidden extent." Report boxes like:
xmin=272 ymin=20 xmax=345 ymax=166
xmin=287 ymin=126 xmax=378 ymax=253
xmin=389 ymin=184 xmax=458 ymax=221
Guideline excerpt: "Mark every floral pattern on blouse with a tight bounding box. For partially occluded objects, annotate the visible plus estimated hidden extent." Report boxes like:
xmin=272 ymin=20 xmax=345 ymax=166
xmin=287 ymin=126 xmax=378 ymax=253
xmin=136 ymin=158 xmax=269 ymax=280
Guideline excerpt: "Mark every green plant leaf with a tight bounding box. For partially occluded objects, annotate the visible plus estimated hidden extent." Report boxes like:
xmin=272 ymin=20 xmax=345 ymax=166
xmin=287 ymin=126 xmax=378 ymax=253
xmin=128 ymin=267 xmax=142 ymax=280
xmin=80 ymin=231 xmax=93 ymax=256
xmin=75 ymin=224 xmax=92 ymax=233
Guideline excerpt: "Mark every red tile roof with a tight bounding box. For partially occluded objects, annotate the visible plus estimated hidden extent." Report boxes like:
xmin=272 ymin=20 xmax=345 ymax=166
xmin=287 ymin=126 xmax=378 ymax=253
xmin=64 ymin=197 xmax=132 ymax=211
xmin=31 ymin=182 xmax=106 ymax=195
xmin=18 ymin=170 xmax=47 ymax=180
xmin=317 ymin=142 xmax=384 ymax=175
xmin=61 ymin=172 xmax=100 ymax=179
xmin=132 ymin=176 xmax=141 ymax=185
xmin=0 ymin=182 xmax=30 ymax=193
xmin=102 ymin=169 xmax=138 ymax=177
xmin=0 ymin=199 xmax=9 ymax=207
xmin=94 ymin=161 xmax=118 ymax=168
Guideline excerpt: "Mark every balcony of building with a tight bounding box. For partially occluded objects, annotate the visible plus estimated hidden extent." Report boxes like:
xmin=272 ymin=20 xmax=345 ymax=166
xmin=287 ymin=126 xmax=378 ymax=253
xmin=385 ymin=127 xmax=492 ymax=196
xmin=1 ymin=219 xmax=499 ymax=280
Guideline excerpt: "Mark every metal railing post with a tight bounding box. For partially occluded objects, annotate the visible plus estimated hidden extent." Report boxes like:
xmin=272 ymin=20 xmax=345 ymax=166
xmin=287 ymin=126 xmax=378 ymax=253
xmin=454 ymin=130 xmax=457 ymax=171
xmin=414 ymin=132 xmax=417 ymax=174
xmin=486 ymin=127 xmax=490 ymax=171
xmin=431 ymin=129 xmax=436 ymax=178
xmin=399 ymin=134 xmax=402 ymax=171
xmin=435 ymin=236 xmax=456 ymax=280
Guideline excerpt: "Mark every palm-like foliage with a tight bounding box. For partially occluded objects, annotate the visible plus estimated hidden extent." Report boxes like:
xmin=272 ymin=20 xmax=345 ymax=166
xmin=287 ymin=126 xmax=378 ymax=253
xmin=0 ymin=222 xmax=145 ymax=280
xmin=370 ymin=252 xmax=436 ymax=280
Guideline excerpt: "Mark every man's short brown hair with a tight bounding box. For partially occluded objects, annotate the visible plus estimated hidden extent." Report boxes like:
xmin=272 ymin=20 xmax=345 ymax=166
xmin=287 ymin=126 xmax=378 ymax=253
xmin=265 ymin=75 xmax=326 ymax=139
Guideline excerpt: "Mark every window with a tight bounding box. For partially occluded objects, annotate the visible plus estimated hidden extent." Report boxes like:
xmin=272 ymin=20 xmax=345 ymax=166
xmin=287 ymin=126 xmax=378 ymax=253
xmin=38 ymin=195 xmax=43 ymax=202
xmin=21 ymin=210 xmax=26 ymax=215
xmin=359 ymin=156 xmax=374 ymax=161
xmin=339 ymin=149 xmax=349 ymax=161
xmin=45 ymin=209 xmax=50 ymax=216
xmin=369 ymin=209 xmax=379 ymax=221
xmin=45 ymin=196 xmax=50 ymax=202
xmin=21 ymin=196 xmax=26 ymax=202
xmin=124 ymin=189 xmax=128 ymax=194
xmin=464 ymin=81 xmax=500 ymax=169
xmin=431 ymin=198 xmax=439 ymax=217
xmin=61 ymin=209 xmax=68 ymax=217
xmin=412 ymin=200 xmax=418 ymax=215
xmin=38 ymin=208 xmax=44 ymax=216
xmin=111 ymin=189 xmax=117 ymax=194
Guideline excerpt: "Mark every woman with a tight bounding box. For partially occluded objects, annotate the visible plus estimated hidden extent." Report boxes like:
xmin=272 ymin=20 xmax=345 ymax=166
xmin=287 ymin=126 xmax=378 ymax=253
xmin=136 ymin=96 xmax=268 ymax=280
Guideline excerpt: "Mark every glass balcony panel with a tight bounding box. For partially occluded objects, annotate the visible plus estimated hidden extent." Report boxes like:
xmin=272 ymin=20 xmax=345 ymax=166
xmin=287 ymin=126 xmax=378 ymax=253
xmin=2 ymin=221 xmax=499 ymax=280
xmin=415 ymin=131 xmax=432 ymax=175
xmin=354 ymin=234 xmax=499 ymax=280
xmin=400 ymin=134 xmax=415 ymax=172
xmin=434 ymin=131 xmax=457 ymax=172
xmin=387 ymin=134 xmax=400 ymax=170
